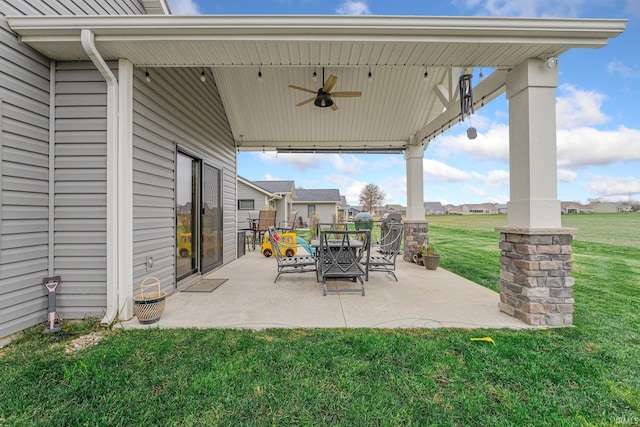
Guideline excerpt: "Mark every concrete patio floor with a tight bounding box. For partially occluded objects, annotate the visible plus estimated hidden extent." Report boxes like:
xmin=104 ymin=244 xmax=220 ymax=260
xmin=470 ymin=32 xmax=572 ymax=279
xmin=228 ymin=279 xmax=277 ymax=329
xmin=121 ymin=248 xmax=530 ymax=330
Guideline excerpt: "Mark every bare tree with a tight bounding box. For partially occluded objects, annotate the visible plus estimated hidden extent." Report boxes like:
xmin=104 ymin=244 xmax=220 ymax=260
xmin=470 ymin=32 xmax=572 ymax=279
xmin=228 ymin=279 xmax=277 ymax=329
xmin=359 ymin=183 xmax=386 ymax=212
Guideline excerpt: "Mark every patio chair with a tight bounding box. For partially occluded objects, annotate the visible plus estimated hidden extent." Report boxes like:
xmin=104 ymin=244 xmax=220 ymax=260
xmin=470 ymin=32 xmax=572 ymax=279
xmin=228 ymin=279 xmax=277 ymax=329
xmin=278 ymin=210 xmax=299 ymax=232
xmin=268 ymin=226 xmax=317 ymax=283
xmin=256 ymin=210 xmax=276 ymax=243
xmin=364 ymin=223 xmax=403 ymax=281
xmin=318 ymin=229 xmax=370 ymax=296
xmin=314 ymin=222 xmax=347 ymax=239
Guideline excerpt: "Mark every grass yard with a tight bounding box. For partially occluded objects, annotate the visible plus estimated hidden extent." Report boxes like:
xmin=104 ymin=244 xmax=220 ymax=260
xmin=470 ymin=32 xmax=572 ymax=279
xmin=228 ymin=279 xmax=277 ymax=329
xmin=1 ymin=214 xmax=639 ymax=426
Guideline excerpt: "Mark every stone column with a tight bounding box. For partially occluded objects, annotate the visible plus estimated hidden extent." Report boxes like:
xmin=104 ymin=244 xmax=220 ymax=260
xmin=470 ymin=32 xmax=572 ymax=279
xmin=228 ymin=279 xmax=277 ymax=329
xmin=403 ymin=220 xmax=429 ymax=263
xmin=496 ymin=228 xmax=576 ymax=326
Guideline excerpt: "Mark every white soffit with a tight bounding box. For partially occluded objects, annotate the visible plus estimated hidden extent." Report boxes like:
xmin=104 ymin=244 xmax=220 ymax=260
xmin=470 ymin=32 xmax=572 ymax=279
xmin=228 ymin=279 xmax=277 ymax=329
xmin=7 ymin=15 xmax=626 ymax=149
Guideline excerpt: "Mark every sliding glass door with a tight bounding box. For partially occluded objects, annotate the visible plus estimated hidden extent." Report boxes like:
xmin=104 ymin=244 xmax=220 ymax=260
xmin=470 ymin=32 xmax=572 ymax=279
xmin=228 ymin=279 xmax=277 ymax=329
xmin=176 ymin=151 xmax=223 ymax=281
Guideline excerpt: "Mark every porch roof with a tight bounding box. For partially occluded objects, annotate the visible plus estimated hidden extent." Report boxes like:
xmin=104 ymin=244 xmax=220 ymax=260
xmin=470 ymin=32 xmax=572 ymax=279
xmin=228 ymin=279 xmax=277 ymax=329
xmin=7 ymin=14 xmax=626 ymax=152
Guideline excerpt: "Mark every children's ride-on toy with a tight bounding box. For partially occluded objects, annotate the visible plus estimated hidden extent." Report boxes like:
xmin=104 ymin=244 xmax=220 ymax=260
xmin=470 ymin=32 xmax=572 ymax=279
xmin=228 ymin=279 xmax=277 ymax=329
xmin=262 ymin=231 xmax=297 ymax=257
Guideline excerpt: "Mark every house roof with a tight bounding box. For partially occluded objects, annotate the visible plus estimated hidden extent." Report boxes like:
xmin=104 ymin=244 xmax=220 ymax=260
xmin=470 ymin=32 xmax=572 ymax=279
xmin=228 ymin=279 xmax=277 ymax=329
xmin=7 ymin=15 xmax=626 ymax=152
xmin=252 ymin=180 xmax=295 ymax=195
xmin=294 ymin=188 xmax=342 ymax=203
xmin=237 ymin=176 xmax=280 ymax=198
xmin=424 ymin=202 xmax=444 ymax=210
xmin=142 ymin=0 xmax=170 ymax=15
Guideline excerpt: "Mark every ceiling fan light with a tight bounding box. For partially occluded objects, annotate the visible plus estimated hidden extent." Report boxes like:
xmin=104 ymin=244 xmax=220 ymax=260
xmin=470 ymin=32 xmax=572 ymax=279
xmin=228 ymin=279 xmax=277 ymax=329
xmin=314 ymin=92 xmax=333 ymax=108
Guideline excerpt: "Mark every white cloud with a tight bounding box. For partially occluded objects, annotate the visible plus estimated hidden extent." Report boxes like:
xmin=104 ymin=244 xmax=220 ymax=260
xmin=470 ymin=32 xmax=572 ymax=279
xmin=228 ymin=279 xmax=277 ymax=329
xmin=423 ymin=159 xmax=472 ymax=182
xmin=167 ymin=0 xmax=200 ymax=14
xmin=256 ymin=152 xmax=333 ymax=172
xmin=335 ymin=1 xmax=372 ymax=15
xmin=557 ymin=126 xmax=640 ymax=168
xmin=558 ymin=169 xmax=578 ymax=183
xmin=261 ymin=173 xmax=284 ymax=181
xmin=556 ymin=84 xmax=610 ymax=130
xmin=471 ymin=169 xmax=509 ymax=187
xmin=458 ymin=0 xmax=586 ymax=17
xmin=431 ymin=124 xmax=509 ymax=162
xmin=607 ymin=60 xmax=640 ymax=79
xmin=583 ymin=175 xmax=640 ymax=197
xmin=329 ymin=154 xmax=367 ymax=174
xmin=324 ymin=174 xmax=367 ymax=204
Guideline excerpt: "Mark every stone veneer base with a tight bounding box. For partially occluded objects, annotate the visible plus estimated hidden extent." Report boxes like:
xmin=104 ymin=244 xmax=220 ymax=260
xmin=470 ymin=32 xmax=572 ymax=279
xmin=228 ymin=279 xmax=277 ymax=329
xmin=403 ymin=220 xmax=429 ymax=263
xmin=496 ymin=227 xmax=577 ymax=326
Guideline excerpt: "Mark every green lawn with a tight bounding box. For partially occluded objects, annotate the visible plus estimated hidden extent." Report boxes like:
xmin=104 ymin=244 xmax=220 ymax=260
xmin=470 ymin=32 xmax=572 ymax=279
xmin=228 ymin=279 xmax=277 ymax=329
xmin=1 ymin=214 xmax=639 ymax=426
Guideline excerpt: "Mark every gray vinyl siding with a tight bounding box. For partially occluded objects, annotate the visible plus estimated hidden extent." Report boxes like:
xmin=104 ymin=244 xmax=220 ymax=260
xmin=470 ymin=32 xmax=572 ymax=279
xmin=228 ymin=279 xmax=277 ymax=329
xmin=133 ymin=67 xmax=236 ymax=294
xmin=0 ymin=0 xmax=144 ymax=16
xmin=53 ymin=61 xmax=109 ymax=318
xmin=0 ymin=16 xmax=51 ymax=337
xmin=0 ymin=0 xmax=146 ymax=338
xmin=236 ymin=182 xmax=268 ymax=229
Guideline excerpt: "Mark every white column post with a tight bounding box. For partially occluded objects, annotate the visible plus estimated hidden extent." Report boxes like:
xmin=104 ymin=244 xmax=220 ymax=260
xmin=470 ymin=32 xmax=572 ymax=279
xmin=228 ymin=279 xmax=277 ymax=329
xmin=505 ymin=58 xmax=561 ymax=229
xmin=405 ymin=136 xmax=425 ymax=221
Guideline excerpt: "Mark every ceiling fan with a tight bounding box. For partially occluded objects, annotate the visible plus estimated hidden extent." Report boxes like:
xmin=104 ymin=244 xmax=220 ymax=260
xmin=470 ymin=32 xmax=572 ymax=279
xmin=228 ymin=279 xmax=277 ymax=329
xmin=288 ymin=68 xmax=361 ymax=111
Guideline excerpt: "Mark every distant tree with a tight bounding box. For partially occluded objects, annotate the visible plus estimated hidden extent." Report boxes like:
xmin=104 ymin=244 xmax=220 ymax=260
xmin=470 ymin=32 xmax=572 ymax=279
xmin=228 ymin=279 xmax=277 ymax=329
xmin=359 ymin=184 xmax=386 ymax=212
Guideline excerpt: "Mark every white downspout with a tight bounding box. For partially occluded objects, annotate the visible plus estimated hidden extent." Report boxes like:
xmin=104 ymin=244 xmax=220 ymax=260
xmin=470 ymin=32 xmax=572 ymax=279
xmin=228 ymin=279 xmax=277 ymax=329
xmin=81 ymin=29 xmax=119 ymax=325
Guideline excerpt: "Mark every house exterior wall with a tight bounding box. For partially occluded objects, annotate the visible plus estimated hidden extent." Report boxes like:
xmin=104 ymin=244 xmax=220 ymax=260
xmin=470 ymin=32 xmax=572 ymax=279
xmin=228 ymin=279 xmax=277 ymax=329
xmin=236 ymin=181 xmax=268 ymax=230
xmin=0 ymin=0 xmax=147 ymax=338
xmin=53 ymin=62 xmax=111 ymax=318
xmin=592 ymin=203 xmax=618 ymax=213
xmin=132 ymin=67 xmax=236 ymax=293
xmin=293 ymin=202 xmax=337 ymax=226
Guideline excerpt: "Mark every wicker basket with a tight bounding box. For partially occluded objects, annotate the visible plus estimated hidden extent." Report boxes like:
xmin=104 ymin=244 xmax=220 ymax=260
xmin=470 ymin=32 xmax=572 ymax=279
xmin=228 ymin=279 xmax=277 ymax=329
xmin=133 ymin=277 xmax=166 ymax=324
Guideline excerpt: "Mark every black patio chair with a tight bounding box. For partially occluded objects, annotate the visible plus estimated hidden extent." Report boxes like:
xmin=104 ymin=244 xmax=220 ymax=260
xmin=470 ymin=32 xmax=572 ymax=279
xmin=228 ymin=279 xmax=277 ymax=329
xmin=318 ymin=229 xmax=370 ymax=296
xmin=364 ymin=223 xmax=403 ymax=281
xmin=268 ymin=226 xmax=316 ymax=283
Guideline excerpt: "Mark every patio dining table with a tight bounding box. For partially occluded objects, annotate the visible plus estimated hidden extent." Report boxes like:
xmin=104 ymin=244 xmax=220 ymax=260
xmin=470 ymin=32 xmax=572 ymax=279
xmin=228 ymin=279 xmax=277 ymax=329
xmin=311 ymin=231 xmax=370 ymax=295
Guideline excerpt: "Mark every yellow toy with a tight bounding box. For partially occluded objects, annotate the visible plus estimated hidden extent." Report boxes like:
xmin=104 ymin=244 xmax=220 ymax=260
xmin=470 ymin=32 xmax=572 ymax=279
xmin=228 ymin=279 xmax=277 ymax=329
xmin=262 ymin=231 xmax=297 ymax=257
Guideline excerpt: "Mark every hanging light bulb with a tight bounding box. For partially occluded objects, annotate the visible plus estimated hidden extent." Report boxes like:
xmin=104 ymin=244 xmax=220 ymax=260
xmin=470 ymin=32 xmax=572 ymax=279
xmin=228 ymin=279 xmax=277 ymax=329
xmin=312 ymin=68 xmax=317 ymax=82
xmin=144 ymin=68 xmax=151 ymax=83
xmin=258 ymin=66 xmax=263 ymax=82
xmin=200 ymin=68 xmax=206 ymax=83
xmin=423 ymin=67 xmax=428 ymax=80
xmin=368 ymin=67 xmax=372 ymax=81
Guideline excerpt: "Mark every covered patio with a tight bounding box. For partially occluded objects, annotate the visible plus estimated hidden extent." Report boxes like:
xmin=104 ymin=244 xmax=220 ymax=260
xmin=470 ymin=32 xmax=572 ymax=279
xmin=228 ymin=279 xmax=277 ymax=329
xmin=6 ymin=13 xmax=626 ymax=328
xmin=122 ymin=248 xmax=527 ymax=330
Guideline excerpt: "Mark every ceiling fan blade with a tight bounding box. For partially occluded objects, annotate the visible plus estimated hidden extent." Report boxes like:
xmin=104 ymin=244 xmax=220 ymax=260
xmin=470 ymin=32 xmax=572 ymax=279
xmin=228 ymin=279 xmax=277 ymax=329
xmin=323 ymin=75 xmax=338 ymax=92
xmin=296 ymin=97 xmax=316 ymax=107
xmin=331 ymin=91 xmax=361 ymax=97
xmin=330 ymin=103 xmax=339 ymax=111
xmin=288 ymin=85 xmax=317 ymax=95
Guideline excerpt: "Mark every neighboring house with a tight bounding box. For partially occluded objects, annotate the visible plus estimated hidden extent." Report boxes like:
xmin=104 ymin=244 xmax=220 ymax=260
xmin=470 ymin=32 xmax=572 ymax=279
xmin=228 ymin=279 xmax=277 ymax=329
xmin=461 ymin=204 xmax=498 ymax=214
xmin=591 ymin=202 xmax=633 ymax=213
xmin=293 ymin=189 xmax=342 ymax=226
xmin=561 ymin=201 xmax=590 ymax=214
xmin=252 ymin=180 xmax=296 ymax=227
xmin=424 ymin=202 xmax=445 ymax=215
xmin=496 ymin=204 xmax=508 ymax=214
xmin=236 ymin=177 xmax=281 ymax=229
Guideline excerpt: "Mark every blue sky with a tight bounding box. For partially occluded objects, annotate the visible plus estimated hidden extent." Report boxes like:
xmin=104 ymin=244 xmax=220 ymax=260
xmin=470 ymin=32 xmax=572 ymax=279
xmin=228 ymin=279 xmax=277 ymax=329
xmin=167 ymin=0 xmax=640 ymax=206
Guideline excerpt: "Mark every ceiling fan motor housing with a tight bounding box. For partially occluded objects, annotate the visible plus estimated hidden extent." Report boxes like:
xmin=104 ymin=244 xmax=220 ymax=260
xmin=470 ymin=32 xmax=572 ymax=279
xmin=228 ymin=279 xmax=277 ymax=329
xmin=314 ymin=90 xmax=334 ymax=108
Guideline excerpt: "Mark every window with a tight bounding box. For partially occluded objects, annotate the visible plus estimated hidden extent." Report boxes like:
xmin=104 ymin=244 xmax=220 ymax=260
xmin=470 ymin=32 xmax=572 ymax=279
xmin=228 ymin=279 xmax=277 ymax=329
xmin=308 ymin=204 xmax=316 ymax=218
xmin=238 ymin=199 xmax=254 ymax=210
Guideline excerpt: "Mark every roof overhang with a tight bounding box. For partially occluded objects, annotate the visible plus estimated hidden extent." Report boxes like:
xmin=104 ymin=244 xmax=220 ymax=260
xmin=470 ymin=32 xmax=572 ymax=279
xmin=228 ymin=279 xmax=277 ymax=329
xmin=7 ymin=15 xmax=626 ymax=152
xmin=141 ymin=0 xmax=170 ymax=15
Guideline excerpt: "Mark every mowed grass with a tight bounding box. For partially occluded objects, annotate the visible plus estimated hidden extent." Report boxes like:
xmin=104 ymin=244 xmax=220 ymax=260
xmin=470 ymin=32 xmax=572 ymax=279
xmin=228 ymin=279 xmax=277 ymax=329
xmin=1 ymin=214 xmax=639 ymax=426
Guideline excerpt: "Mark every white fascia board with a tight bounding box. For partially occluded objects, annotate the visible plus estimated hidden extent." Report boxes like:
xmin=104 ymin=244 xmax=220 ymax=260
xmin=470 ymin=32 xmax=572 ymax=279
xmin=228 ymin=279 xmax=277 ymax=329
xmin=8 ymin=15 xmax=627 ymax=45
